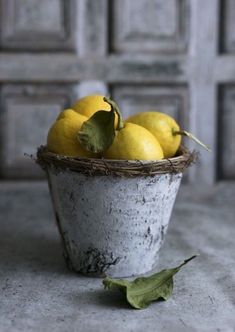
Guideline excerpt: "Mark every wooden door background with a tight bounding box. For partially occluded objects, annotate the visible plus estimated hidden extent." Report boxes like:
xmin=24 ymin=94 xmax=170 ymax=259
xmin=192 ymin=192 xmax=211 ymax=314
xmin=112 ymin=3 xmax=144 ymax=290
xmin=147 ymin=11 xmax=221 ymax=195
xmin=0 ymin=0 xmax=234 ymax=185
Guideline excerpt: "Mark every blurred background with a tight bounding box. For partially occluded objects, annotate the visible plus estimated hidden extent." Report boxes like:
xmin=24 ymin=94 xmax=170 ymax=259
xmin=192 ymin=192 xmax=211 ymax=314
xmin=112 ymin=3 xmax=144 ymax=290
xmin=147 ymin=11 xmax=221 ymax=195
xmin=0 ymin=0 xmax=234 ymax=187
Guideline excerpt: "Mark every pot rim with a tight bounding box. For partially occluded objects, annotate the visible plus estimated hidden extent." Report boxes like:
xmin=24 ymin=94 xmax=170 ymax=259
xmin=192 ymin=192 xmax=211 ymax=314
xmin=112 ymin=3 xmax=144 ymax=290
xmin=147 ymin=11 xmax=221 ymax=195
xmin=36 ymin=145 xmax=197 ymax=177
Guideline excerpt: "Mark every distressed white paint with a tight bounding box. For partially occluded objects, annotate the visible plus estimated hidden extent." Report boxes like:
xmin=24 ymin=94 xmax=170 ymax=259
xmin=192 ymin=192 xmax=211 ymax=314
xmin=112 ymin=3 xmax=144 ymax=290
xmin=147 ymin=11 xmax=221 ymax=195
xmin=112 ymin=0 xmax=188 ymax=54
xmin=0 ymin=0 xmax=76 ymax=50
xmin=221 ymin=0 xmax=235 ymax=52
xmin=77 ymin=0 xmax=108 ymax=56
xmin=77 ymin=81 xmax=108 ymax=99
xmin=189 ymin=0 xmax=219 ymax=184
xmin=0 ymin=54 xmax=188 ymax=83
xmin=47 ymin=168 xmax=182 ymax=277
xmin=219 ymin=86 xmax=235 ymax=179
xmin=113 ymin=85 xmax=189 ymax=126
xmin=0 ymin=85 xmax=73 ymax=178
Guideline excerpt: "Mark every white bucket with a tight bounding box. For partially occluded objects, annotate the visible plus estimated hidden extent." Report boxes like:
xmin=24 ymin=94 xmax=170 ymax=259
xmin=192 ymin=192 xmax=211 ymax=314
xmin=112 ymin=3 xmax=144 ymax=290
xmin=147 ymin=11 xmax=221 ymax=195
xmin=38 ymin=147 xmax=194 ymax=278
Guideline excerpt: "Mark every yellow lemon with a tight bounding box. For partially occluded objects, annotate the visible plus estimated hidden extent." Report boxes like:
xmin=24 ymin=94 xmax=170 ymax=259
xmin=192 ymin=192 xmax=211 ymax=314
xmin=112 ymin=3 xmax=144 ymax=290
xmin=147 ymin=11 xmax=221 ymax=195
xmin=72 ymin=94 xmax=119 ymax=128
xmin=127 ymin=112 xmax=181 ymax=158
xmin=104 ymin=123 xmax=164 ymax=160
xmin=47 ymin=109 xmax=93 ymax=157
xmin=72 ymin=95 xmax=111 ymax=118
xmin=56 ymin=108 xmax=80 ymax=120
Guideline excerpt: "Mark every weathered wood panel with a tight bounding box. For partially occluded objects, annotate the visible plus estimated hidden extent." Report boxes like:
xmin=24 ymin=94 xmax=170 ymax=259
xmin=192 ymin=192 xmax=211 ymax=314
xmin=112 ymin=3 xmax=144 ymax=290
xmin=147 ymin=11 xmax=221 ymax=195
xmin=111 ymin=0 xmax=189 ymax=54
xmin=218 ymin=85 xmax=235 ymax=179
xmin=188 ymin=0 xmax=219 ymax=184
xmin=112 ymin=85 xmax=188 ymax=127
xmin=0 ymin=85 xmax=75 ymax=178
xmin=0 ymin=54 xmax=188 ymax=83
xmin=0 ymin=0 xmax=76 ymax=50
xmin=220 ymin=0 xmax=235 ymax=53
xmin=77 ymin=0 xmax=108 ymax=56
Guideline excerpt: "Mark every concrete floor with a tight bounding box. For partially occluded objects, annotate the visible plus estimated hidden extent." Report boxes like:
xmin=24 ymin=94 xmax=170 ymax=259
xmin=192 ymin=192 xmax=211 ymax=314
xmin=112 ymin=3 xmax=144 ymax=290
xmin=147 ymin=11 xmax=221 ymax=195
xmin=0 ymin=181 xmax=235 ymax=332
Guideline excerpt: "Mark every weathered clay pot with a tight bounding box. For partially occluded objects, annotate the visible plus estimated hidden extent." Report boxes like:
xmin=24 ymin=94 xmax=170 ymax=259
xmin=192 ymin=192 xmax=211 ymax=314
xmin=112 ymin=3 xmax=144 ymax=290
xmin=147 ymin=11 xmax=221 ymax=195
xmin=37 ymin=147 xmax=194 ymax=278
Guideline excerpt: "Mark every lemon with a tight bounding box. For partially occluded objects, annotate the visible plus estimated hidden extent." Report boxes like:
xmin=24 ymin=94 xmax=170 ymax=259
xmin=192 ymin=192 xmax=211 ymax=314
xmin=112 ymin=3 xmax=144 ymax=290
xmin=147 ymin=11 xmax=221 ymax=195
xmin=47 ymin=109 xmax=93 ymax=157
xmin=127 ymin=112 xmax=181 ymax=158
xmin=104 ymin=123 xmax=164 ymax=160
xmin=72 ymin=95 xmax=111 ymax=118
xmin=56 ymin=108 xmax=80 ymax=120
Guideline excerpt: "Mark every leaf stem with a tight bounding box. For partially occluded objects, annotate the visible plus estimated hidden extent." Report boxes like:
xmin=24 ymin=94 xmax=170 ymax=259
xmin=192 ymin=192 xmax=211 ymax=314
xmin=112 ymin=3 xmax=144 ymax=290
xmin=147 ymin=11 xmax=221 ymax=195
xmin=178 ymin=254 xmax=199 ymax=269
xmin=103 ymin=97 xmax=124 ymax=130
xmin=173 ymin=129 xmax=211 ymax=151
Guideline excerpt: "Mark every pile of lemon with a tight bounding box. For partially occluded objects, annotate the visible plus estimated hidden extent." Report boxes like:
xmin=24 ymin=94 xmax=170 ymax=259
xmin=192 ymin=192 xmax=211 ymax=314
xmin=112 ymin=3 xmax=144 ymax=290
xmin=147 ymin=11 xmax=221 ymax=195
xmin=47 ymin=95 xmax=208 ymax=161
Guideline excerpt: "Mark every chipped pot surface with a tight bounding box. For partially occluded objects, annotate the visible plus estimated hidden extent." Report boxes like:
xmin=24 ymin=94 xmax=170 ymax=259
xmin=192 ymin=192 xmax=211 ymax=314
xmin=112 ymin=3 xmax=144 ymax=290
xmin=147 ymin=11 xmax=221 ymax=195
xmin=47 ymin=167 xmax=182 ymax=278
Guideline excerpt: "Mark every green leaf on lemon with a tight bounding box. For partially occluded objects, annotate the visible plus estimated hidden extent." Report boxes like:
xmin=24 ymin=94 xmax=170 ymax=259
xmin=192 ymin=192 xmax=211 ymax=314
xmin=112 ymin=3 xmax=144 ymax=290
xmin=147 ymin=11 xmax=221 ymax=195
xmin=103 ymin=255 xmax=198 ymax=309
xmin=77 ymin=110 xmax=115 ymax=153
xmin=103 ymin=96 xmax=124 ymax=130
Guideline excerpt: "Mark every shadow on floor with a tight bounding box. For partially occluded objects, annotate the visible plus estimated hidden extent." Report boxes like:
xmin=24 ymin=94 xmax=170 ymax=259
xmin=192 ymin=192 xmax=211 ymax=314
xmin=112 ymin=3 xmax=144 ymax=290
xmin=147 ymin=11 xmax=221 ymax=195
xmin=69 ymin=288 xmax=132 ymax=310
xmin=0 ymin=228 xmax=68 ymax=275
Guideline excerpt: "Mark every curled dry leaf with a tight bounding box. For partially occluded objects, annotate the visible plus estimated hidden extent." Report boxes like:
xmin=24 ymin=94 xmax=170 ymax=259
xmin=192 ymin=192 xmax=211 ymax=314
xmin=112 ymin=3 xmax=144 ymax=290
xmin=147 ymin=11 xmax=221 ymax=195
xmin=103 ymin=255 xmax=198 ymax=309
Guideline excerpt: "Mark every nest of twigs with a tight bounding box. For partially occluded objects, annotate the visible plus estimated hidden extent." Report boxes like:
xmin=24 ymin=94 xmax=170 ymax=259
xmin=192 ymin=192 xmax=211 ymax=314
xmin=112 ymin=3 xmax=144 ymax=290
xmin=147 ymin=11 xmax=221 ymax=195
xmin=36 ymin=145 xmax=197 ymax=177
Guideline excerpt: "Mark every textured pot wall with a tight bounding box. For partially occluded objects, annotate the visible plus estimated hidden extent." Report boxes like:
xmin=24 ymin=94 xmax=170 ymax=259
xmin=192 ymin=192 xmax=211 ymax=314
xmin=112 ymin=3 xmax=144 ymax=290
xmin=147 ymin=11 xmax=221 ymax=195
xmin=47 ymin=168 xmax=182 ymax=278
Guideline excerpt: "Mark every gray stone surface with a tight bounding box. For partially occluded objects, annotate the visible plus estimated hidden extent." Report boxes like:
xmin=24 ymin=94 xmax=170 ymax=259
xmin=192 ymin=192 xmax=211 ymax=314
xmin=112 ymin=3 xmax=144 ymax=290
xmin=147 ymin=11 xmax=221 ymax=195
xmin=0 ymin=181 xmax=235 ymax=332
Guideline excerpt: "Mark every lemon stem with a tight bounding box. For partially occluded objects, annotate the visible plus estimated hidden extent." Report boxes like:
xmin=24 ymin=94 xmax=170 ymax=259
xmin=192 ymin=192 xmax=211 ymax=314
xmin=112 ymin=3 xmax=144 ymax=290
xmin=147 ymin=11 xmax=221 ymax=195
xmin=173 ymin=129 xmax=211 ymax=151
xmin=103 ymin=97 xmax=124 ymax=131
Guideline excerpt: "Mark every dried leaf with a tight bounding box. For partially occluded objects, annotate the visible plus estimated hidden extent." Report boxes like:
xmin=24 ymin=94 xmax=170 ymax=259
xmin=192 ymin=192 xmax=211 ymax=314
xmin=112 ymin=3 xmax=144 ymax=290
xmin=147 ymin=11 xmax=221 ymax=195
xmin=77 ymin=110 xmax=115 ymax=153
xmin=103 ymin=255 xmax=198 ymax=309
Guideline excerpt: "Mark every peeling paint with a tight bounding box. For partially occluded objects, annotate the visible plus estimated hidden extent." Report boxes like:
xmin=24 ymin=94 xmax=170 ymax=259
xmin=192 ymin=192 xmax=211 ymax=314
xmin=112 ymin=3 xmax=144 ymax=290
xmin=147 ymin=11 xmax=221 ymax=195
xmin=48 ymin=169 xmax=182 ymax=278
